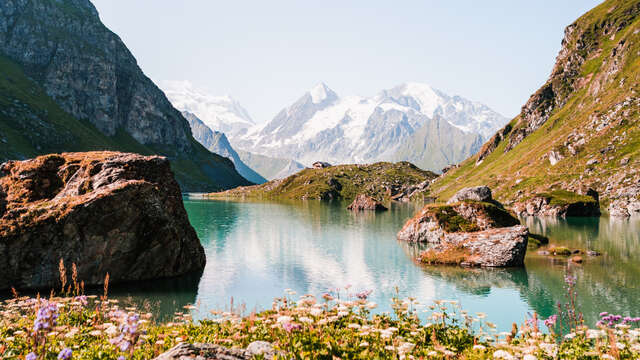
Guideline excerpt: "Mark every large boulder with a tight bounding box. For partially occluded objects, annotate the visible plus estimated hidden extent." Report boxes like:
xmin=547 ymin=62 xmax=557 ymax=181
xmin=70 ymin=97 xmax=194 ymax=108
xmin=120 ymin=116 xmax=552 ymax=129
xmin=420 ymin=226 xmax=529 ymax=267
xmin=397 ymin=196 xmax=527 ymax=267
xmin=397 ymin=201 xmax=520 ymax=243
xmin=0 ymin=152 xmax=206 ymax=290
xmin=347 ymin=194 xmax=388 ymax=211
xmin=447 ymin=186 xmax=493 ymax=204
xmin=154 ymin=341 xmax=277 ymax=360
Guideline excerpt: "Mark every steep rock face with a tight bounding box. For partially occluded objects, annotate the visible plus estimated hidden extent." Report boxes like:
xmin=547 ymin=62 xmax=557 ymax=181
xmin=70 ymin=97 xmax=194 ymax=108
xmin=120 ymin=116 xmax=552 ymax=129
xmin=183 ymin=111 xmax=266 ymax=184
xmin=0 ymin=152 xmax=206 ymax=290
xmin=0 ymin=0 xmax=250 ymax=191
xmin=430 ymin=0 xmax=640 ymax=207
xmin=0 ymin=0 xmax=188 ymax=145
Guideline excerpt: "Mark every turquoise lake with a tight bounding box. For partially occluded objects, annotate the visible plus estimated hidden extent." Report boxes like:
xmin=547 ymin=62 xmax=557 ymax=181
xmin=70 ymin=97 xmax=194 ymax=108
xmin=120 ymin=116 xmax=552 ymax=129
xmin=107 ymin=197 xmax=640 ymax=331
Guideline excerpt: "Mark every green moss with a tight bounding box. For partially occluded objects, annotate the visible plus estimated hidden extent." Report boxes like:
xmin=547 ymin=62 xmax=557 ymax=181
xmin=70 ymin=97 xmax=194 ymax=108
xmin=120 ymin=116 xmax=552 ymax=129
xmin=430 ymin=205 xmax=480 ymax=233
xmin=528 ymin=233 xmax=550 ymax=248
xmin=552 ymin=246 xmax=573 ymax=256
xmin=536 ymin=190 xmax=597 ymax=206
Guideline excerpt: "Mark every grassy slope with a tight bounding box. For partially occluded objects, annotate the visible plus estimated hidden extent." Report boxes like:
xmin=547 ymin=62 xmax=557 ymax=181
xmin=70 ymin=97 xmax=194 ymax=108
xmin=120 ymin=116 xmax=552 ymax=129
xmin=209 ymin=162 xmax=437 ymax=202
xmin=0 ymin=55 xmax=247 ymax=192
xmin=430 ymin=0 xmax=640 ymax=207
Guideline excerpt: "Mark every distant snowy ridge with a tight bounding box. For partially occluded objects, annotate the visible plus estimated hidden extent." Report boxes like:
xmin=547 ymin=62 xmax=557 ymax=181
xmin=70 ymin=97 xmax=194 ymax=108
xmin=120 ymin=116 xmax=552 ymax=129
xmin=163 ymin=81 xmax=508 ymax=174
xmin=232 ymin=82 xmax=507 ymax=171
xmin=161 ymin=80 xmax=255 ymax=137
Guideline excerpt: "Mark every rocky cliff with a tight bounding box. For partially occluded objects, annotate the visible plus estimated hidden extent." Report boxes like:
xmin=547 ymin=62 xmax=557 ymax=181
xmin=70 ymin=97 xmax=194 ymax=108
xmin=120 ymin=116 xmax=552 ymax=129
xmin=0 ymin=152 xmax=206 ymax=290
xmin=0 ymin=0 xmax=250 ymax=191
xmin=430 ymin=0 xmax=640 ymax=216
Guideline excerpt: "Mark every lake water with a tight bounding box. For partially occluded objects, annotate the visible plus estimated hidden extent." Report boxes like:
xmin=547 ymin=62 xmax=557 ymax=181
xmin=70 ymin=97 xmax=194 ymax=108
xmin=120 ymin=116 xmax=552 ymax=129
xmin=107 ymin=197 xmax=640 ymax=331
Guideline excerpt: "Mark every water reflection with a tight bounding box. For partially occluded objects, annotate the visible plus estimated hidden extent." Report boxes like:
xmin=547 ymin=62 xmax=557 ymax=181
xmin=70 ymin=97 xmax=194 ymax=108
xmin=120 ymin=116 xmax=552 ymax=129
xmin=9 ymin=198 xmax=638 ymax=332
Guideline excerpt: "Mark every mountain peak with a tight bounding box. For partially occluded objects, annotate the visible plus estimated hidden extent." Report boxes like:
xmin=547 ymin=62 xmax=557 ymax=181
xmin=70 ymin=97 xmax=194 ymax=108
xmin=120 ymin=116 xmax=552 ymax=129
xmin=308 ymin=83 xmax=336 ymax=104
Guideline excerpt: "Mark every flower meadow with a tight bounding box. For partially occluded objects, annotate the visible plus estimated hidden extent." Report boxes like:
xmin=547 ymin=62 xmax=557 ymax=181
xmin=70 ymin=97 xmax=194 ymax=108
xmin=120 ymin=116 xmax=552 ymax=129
xmin=1 ymin=270 xmax=640 ymax=359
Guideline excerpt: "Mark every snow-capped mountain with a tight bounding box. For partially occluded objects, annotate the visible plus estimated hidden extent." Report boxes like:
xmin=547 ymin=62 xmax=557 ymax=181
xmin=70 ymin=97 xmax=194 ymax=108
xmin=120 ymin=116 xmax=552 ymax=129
xmin=232 ymin=82 xmax=507 ymax=172
xmin=161 ymin=80 xmax=255 ymax=137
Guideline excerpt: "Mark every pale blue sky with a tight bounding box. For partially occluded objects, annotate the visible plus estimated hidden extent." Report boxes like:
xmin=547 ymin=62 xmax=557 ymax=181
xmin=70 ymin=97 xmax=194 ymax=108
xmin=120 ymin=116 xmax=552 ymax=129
xmin=91 ymin=0 xmax=602 ymax=123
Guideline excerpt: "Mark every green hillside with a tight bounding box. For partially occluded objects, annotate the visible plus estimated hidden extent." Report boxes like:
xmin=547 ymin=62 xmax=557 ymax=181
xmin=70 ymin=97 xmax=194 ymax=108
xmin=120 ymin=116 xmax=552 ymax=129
xmin=430 ymin=0 xmax=640 ymax=211
xmin=209 ymin=162 xmax=437 ymax=202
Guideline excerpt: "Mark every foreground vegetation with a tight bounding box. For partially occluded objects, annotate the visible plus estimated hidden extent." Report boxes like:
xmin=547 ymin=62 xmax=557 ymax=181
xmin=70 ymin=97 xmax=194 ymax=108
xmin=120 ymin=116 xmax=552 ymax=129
xmin=1 ymin=271 xmax=639 ymax=359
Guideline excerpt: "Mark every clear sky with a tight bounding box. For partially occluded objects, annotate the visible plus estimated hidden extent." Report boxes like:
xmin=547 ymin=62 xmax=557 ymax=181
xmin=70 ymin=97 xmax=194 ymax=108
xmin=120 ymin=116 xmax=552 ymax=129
xmin=91 ymin=0 xmax=603 ymax=123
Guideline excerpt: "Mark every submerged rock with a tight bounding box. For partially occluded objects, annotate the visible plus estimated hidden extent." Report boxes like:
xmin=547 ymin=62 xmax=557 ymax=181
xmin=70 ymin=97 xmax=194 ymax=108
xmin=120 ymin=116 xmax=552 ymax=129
xmin=347 ymin=194 xmax=388 ymax=211
xmin=397 ymin=192 xmax=527 ymax=267
xmin=154 ymin=341 xmax=276 ymax=360
xmin=0 ymin=152 xmax=206 ymax=290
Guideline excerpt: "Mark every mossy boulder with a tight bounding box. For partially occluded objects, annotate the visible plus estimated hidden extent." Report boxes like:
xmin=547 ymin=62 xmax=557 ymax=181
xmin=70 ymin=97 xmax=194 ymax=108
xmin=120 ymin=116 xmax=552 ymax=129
xmin=398 ymin=187 xmax=527 ymax=267
xmin=397 ymin=201 xmax=520 ymax=243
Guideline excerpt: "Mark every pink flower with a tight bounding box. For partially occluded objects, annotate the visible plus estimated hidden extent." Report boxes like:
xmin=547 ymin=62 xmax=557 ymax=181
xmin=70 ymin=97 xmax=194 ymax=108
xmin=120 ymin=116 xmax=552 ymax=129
xmin=282 ymin=322 xmax=301 ymax=332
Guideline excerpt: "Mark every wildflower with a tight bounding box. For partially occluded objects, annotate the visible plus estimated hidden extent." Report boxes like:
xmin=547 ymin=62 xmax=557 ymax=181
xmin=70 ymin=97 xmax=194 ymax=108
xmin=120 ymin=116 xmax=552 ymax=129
xmin=473 ymin=344 xmax=486 ymax=351
xmin=355 ymin=290 xmax=372 ymax=300
xmin=276 ymin=316 xmax=292 ymax=323
xmin=118 ymin=357 xmax=126 ymax=360
xmin=522 ymin=355 xmax=537 ymax=360
xmin=384 ymin=345 xmax=394 ymax=351
xmin=366 ymin=302 xmax=377 ymax=309
xmin=337 ymin=311 xmax=349 ymax=317
xmin=348 ymin=323 xmax=361 ymax=329
xmin=57 ymin=348 xmax=72 ymax=360
xmin=543 ymin=315 xmax=557 ymax=328
xmin=310 ymin=308 xmax=322 ymax=316
xmin=359 ymin=341 xmax=369 ymax=347
xmin=282 ymin=322 xmax=301 ymax=332
xmin=398 ymin=342 xmax=415 ymax=354
xmin=34 ymin=301 xmax=59 ymax=332
xmin=493 ymin=350 xmax=515 ymax=359
xmin=299 ymin=316 xmax=313 ymax=323
xmin=26 ymin=353 xmax=37 ymax=360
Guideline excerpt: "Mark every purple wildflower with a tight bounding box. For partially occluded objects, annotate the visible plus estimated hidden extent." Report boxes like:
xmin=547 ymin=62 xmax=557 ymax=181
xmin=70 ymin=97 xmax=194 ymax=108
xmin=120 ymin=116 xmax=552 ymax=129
xmin=118 ymin=357 xmax=126 ymax=360
xmin=599 ymin=312 xmax=609 ymax=317
xmin=26 ymin=353 xmax=37 ymax=360
xmin=34 ymin=302 xmax=59 ymax=333
xmin=57 ymin=348 xmax=72 ymax=360
xmin=544 ymin=315 xmax=558 ymax=328
xmin=282 ymin=322 xmax=301 ymax=332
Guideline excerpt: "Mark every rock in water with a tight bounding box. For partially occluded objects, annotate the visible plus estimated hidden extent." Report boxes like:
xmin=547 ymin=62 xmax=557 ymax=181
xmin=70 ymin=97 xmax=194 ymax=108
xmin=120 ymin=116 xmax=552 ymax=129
xmin=398 ymin=195 xmax=527 ymax=267
xmin=0 ymin=152 xmax=206 ymax=290
xmin=347 ymin=194 xmax=388 ymax=211
xmin=447 ymin=186 xmax=493 ymax=204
